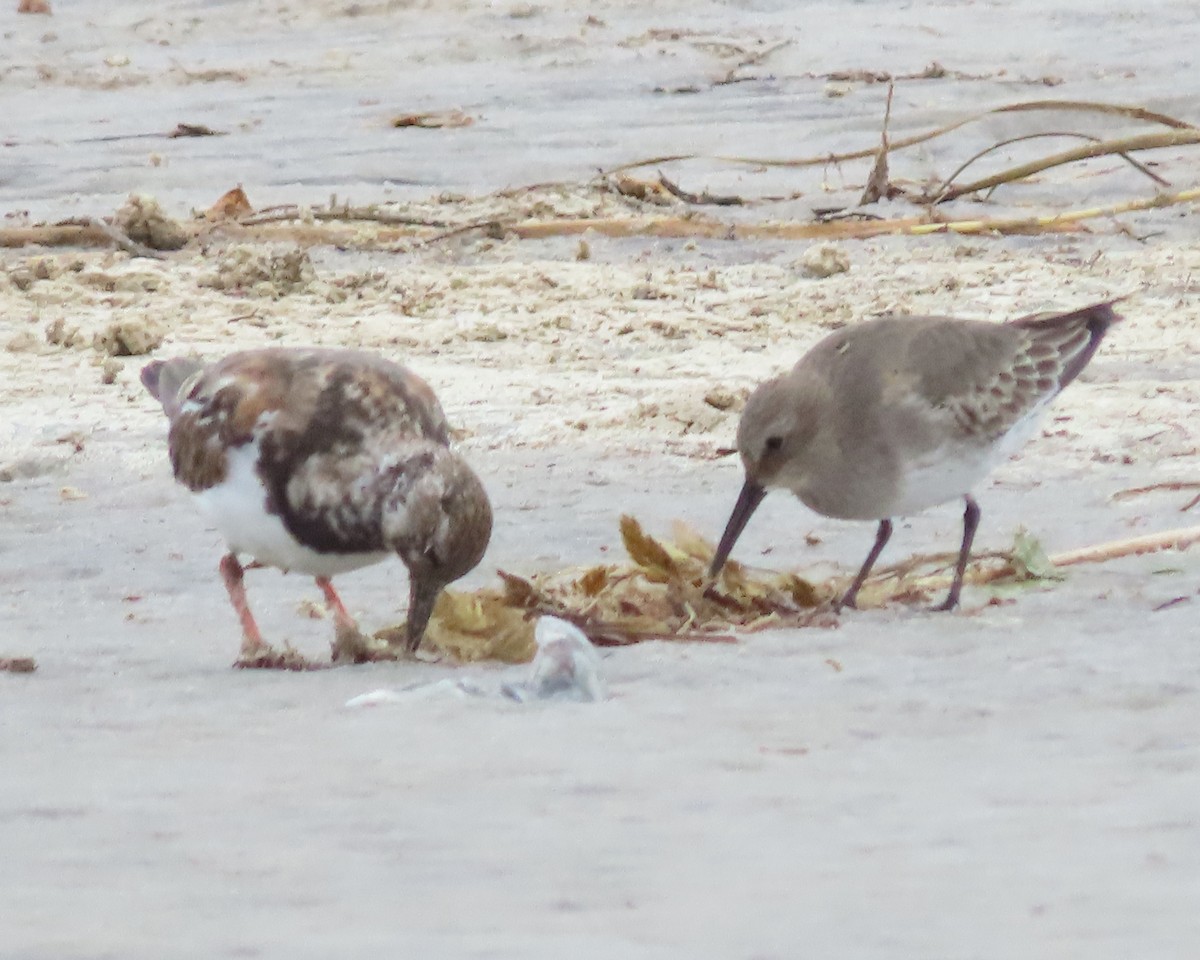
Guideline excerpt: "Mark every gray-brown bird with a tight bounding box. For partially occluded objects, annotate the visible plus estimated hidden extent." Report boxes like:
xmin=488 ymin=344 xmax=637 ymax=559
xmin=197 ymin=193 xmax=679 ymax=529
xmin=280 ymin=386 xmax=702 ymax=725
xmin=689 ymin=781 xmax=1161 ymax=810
xmin=710 ymin=301 xmax=1120 ymax=610
xmin=142 ymin=348 xmax=492 ymax=668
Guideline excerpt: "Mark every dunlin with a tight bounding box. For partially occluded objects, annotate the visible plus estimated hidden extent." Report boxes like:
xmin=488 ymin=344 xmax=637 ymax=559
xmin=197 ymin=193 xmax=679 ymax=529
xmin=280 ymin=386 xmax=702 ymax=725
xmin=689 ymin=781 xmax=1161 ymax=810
xmin=142 ymin=348 xmax=492 ymax=667
xmin=709 ymin=301 xmax=1120 ymax=610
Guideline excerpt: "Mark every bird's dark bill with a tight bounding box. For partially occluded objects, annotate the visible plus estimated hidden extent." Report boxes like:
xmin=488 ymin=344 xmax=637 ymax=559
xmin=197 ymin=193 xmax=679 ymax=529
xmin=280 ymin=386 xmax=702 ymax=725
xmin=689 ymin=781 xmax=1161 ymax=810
xmin=710 ymin=479 xmax=767 ymax=577
xmin=405 ymin=579 xmax=441 ymax=653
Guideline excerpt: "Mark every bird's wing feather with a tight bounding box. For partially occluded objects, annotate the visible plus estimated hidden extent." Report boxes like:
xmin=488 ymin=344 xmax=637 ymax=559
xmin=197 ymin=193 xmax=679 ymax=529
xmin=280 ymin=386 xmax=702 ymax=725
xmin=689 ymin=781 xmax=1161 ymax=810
xmin=905 ymin=302 xmax=1118 ymax=443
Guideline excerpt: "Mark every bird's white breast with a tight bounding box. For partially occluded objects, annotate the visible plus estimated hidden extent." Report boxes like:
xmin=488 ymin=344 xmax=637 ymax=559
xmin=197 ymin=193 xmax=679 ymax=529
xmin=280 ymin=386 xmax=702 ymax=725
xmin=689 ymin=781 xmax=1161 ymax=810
xmin=888 ymin=402 xmax=1047 ymax=517
xmin=193 ymin=441 xmax=389 ymax=577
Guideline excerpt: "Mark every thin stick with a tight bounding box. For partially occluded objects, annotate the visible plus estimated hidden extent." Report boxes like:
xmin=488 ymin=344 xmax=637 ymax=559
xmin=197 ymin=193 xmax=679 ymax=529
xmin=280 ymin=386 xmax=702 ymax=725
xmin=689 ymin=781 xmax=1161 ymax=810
xmin=931 ymin=131 xmax=1170 ymax=202
xmin=905 ymin=186 xmax=1200 ymax=235
xmin=2 ymin=184 xmax=1196 ymax=253
xmin=859 ymin=81 xmax=895 ymax=204
xmin=1111 ymin=481 xmax=1200 ymax=502
xmin=0 ymin=220 xmax=170 ymax=254
xmin=83 ymin=217 xmax=167 ymax=259
xmin=505 ymin=186 xmax=1200 ymax=240
xmin=0 ymin=224 xmax=108 ymax=249
xmin=856 ymin=524 xmax=1200 ymax=600
xmin=934 ymin=130 xmax=1200 ymax=202
xmin=603 ymin=99 xmax=1196 ymax=175
xmin=236 ymin=205 xmax=450 ymax=228
xmin=656 ymin=171 xmax=745 ymax=206
xmin=714 ymin=39 xmax=792 ymax=86
xmin=1048 ymin=525 xmax=1200 ymax=568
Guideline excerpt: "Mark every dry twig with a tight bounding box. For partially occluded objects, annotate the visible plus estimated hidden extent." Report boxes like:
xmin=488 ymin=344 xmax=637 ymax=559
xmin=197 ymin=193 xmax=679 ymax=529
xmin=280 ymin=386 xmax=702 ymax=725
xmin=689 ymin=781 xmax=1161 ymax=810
xmin=930 ymin=131 xmax=1170 ymax=202
xmin=656 ymin=171 xmax=745 ymax=206
xmin=604 ymin=99 xmax=1196 ymax=175
xmin=53 ymin=217 xmax=166 ymax=259
xmin=1111 ymin=481 xmax=1200 ymax=503
xmin=713 ymin=39 xmax=792 ymax=85
xmin=932 ymin=129 xmax=1200 ymax=202
xmin=859 ymin=82 xmax=896 ymax=205
xmin=235 ymin=204 xmax=449 ymax=228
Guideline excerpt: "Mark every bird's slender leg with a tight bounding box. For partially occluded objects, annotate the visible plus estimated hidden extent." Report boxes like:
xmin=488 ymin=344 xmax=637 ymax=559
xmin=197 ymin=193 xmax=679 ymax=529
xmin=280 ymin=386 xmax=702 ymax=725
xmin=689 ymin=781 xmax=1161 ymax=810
xmin=932 ymin=495 xmax=981 ymax=612
xmin=317 ymin=577 xmax=372 ymax=664
xmin=835 ymin=519 xmax=894 ymax=611
xmin=219 ymin=553 xmax=272 ymax=663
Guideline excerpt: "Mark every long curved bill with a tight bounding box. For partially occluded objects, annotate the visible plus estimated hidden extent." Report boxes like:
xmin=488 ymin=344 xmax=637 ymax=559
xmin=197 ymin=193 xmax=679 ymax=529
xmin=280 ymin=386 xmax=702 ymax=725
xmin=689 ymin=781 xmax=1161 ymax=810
xmin=709 ymin=479 xmax=767 ymax=577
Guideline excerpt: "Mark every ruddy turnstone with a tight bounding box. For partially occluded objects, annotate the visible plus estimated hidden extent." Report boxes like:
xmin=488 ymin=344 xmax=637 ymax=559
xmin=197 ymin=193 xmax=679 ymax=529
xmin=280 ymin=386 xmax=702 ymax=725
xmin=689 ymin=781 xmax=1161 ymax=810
xmin=709 ymin=300 xmax=1120 ymax=610
xmin=141 ymin=348 xmax=493 ymax=668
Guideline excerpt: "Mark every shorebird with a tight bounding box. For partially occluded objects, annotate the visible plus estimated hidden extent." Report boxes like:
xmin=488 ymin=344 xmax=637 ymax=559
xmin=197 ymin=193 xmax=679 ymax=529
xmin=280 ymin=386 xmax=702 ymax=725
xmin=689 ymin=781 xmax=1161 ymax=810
xmin=709 ymin=300 xmax=1120 ymax=611
xmin=142 ymin=348 xmax=493 ymax=668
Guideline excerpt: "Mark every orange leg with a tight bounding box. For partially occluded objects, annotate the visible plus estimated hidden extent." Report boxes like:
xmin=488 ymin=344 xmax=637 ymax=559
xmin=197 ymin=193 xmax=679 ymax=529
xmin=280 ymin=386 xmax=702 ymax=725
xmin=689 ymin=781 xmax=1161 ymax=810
xmin=316 ymin=577 xmax=372 ymax=663
xmin=218 ymin=553 xmax=270 ymax=660
xmin=216 ymin=555 xmax=321 ymax=670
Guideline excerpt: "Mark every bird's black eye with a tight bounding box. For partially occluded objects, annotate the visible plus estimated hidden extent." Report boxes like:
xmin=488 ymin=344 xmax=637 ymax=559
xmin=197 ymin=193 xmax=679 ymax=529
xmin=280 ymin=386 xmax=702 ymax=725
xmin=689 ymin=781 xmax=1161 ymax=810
xmin=764 ymin=436 xmax=783 ymax=452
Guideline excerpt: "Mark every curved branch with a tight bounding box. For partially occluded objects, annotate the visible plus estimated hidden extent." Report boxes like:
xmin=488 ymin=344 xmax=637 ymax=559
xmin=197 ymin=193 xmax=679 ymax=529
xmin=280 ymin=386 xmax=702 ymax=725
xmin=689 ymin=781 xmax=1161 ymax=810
xmin=933 ymin=129 xmax=1200 ymax=202
xmin=603 ymin=99 xmax=1197 ymax=175
xmin=929 ymin=131 xmax=1170 ymax=203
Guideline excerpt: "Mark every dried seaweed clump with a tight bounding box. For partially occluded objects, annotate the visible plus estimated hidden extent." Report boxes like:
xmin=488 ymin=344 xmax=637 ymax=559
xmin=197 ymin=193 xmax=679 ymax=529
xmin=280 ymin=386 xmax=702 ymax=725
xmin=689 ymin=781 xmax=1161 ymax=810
xmin=198 ymin=245 xmax=316 ymax=297
xmin=93 ymin=316 xmax=166 ymax=356
xmin=113 ymin=194 xmax=189 ymax=251
xmin=799 ymin=243 xmax=851 ymax=278
xmin=379 ymin=515 xmax=827 ymax=663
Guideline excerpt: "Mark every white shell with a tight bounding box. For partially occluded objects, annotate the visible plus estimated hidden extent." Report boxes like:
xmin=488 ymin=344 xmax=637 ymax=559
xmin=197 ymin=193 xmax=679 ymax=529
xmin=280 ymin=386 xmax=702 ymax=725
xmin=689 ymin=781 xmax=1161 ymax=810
xmin=513 ymin=616 xmax=606 ymax=702
xmin=344 ymin=617 xmax=607 ymax=707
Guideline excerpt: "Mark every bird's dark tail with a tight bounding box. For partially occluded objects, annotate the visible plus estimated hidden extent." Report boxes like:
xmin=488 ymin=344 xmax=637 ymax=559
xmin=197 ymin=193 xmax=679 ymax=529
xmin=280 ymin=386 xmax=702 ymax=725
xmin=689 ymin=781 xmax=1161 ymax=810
xmin=140 ymin=357 xmax=204 ymax=418
xmin=1010 ymin=298 xmax=1125 ymax=391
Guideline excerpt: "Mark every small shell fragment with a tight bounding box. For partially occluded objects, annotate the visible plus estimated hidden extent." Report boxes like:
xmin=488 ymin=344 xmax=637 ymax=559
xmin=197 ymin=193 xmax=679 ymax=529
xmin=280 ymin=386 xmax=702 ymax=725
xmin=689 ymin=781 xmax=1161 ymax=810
xmin=502 ymin=616 xmax=606 ymax=702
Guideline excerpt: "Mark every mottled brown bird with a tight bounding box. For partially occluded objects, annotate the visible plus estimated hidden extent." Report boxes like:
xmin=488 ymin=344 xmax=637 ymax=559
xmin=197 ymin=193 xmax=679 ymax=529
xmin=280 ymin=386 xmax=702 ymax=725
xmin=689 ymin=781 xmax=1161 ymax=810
xmin=710 ymin=300 xmax=1120 ymax=611
xmin=142 ymin=348 xmax=492 ymax=668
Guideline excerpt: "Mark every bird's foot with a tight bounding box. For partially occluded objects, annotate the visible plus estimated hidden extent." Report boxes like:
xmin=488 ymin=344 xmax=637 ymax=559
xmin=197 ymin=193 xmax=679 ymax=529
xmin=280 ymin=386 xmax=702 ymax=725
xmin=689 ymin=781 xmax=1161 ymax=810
xmin=329 ymin=625 xmax=442 ymax=664
xmin=330 ymin=622 xmax=384 ymax=665
xmin=359 ymin=624 xmax=444 ymax=663
xmin=234 ymin=638 xmax=323 ymax=671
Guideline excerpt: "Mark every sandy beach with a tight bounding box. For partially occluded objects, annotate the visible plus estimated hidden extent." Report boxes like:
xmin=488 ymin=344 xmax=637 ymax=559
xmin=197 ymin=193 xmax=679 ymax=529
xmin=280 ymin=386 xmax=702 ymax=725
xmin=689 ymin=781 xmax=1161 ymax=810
xmin=4 ymin=1 xmax=1200 ymax=957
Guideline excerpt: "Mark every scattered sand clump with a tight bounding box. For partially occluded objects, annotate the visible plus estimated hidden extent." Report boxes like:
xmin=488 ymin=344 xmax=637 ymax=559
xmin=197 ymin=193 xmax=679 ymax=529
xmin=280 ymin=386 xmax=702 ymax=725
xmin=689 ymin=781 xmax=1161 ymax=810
xmin=198 ymin=245 xmax=317 ymax=297
xmin=113 ymin=194 xmax=190 ymax=251
xmin=799 ymin=243 xmax=851 ymax=278
xmin=93 ymin=316 xmax=167 ymax=356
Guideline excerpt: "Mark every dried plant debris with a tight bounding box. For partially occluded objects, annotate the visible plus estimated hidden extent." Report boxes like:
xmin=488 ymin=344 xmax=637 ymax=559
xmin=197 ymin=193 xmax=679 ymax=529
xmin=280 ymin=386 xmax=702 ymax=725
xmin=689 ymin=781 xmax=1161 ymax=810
xmin=367 ymin=518 xmax=1194 ymax=665
xmin=1006 ymin=528 xmax=1065 ymax=582
xmin=375 ymin=593 xmax=535 ymax=664
xmin=391 ymin=110 xmax=474 ymax=129
xmin=168 ymin=123 xmax=226 ymax=138
xmin=377 ymin=516 xmax=827 ymax=663
xmin=205 ymin=185 xmax=254 ymax=221
xmin=197 ymin=245 xmax=315 ymax=296
xmin=608 ymin=174 xmax=675 ymax=206
xmin=112 ymin=194 xmax=189 ymax=251
xmin=93 ymin=317 xmax=166 ymax=356
xmin=798 ymin=243 xmax=850 ymax=278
